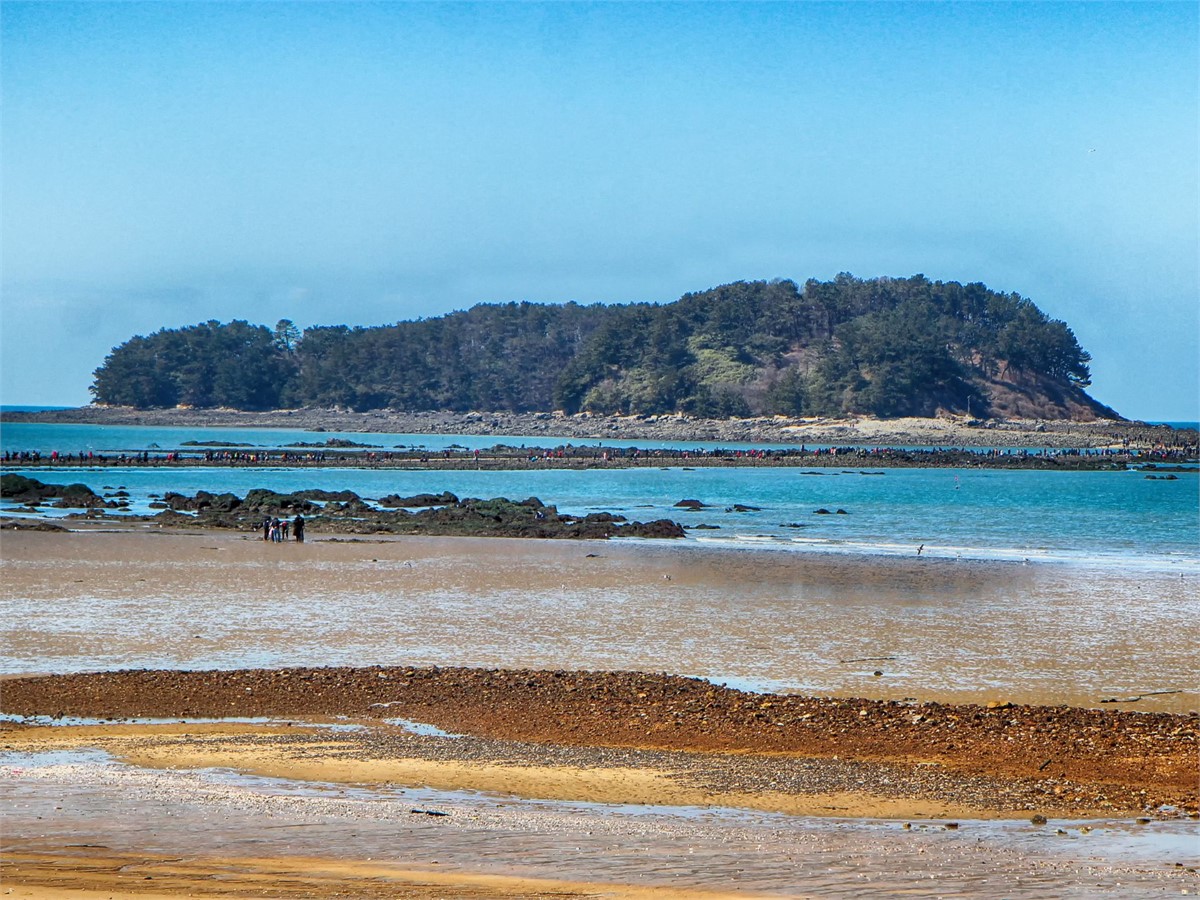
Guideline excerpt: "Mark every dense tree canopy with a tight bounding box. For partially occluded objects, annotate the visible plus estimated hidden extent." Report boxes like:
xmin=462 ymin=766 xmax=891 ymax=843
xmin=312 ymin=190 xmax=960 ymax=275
xmin=90 ymin=275 xmax=1096 ymax=418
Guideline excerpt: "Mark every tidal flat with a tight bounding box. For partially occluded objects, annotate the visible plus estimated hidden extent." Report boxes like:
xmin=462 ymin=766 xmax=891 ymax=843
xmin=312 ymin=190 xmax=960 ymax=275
xmin=2 ymin=525 xmax=1198 ymax=897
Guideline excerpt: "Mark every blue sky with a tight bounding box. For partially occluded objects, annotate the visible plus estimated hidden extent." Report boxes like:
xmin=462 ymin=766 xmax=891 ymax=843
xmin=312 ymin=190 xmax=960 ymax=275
xmin=2 ymin=1 xmax=1196 ymax=420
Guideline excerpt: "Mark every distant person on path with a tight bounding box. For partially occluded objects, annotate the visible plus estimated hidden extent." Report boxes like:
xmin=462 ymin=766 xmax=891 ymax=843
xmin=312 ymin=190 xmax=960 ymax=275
xmin=293 ymin=514 xmax=305 ymax=542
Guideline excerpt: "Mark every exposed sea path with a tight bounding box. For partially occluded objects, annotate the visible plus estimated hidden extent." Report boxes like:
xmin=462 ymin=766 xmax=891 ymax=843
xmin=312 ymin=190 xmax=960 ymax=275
xmin=0 ymin=419 xmax=1097 ymax=457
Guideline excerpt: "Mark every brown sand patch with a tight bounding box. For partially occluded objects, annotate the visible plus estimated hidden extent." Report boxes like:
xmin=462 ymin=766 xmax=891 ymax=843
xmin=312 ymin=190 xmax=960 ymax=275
xmin=2 ymin=846 xmax=771 ymax=900
xmin=2 ymin=724 xmax=996 ymax=820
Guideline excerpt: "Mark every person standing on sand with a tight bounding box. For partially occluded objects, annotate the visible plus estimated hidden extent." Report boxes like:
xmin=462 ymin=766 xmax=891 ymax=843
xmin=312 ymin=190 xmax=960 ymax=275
xmin=293 ymin=514 xmax=305 ymax=542
xmin=263 ymin=516 xmax=271 ymax=541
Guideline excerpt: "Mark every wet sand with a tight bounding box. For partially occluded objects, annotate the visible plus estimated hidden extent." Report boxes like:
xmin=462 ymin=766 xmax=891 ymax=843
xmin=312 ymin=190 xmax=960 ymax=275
xmin=3 ymin=712 xmax=1198 ymax=898
xmin=3 ymin=849 xmax=751 ymax=900
xmin=2 ymin=526 xmax=1197 ymax=711
xmin=3 ymin=525 xmax=1198 ymax=897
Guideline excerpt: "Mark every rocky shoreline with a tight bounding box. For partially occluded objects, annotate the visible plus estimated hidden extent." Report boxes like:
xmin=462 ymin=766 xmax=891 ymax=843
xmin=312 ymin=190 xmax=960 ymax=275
xmin=0 ymin=477 xmax=685 ymax=539
xmin=6 ymin=405 xmax=1197 ymax=450
xmin=3 ymin=666 xmax=1196 ymax=819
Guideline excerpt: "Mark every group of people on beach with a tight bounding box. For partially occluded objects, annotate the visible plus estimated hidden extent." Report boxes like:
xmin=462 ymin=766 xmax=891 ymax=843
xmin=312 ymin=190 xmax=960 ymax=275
xmin=264 ymin=514 xmax=304 ymax=543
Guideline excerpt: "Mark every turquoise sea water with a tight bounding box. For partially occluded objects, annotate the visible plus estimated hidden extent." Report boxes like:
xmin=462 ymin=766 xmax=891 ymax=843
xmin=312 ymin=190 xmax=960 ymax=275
xmin=2 ymin=422 xmax=1196 ymax=572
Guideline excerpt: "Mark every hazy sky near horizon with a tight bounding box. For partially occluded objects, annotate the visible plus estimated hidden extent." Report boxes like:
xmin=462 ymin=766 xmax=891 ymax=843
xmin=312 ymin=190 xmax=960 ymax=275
xmin=2 ymin=2 xmax=1196 ymax=420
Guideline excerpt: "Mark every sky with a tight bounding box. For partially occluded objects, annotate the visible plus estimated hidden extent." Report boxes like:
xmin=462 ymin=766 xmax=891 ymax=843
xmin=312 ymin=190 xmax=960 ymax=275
xmin=2 ymin=1 xmax=1196 ymax=421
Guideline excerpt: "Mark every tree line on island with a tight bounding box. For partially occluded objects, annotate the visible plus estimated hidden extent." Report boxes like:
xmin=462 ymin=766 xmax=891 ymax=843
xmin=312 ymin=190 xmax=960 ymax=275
xmin=90 ymin=274 xmax=1105 ymax=419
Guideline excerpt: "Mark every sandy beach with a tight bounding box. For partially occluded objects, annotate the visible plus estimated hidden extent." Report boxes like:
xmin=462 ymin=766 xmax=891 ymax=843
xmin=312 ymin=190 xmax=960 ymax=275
xmin=3 ymin=525 xmax=1198 ymax=897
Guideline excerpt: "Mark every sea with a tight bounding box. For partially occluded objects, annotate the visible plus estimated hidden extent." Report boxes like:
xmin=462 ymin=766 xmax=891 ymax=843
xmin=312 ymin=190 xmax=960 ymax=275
xmin=1 ymin=419 xmax=1197 ymax=572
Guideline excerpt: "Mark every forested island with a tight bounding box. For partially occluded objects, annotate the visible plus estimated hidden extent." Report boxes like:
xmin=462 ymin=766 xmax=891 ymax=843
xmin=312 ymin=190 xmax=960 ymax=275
xmin=90 ymin=274 xmax=1114 ymax=420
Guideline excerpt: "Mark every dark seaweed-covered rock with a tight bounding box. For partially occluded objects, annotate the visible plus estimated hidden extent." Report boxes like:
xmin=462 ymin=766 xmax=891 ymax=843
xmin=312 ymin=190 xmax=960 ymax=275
xmin=377 ymin=491 xmax=460 ymax=507
xmin=158 ymin=490 xmax=242 ymax=512
xmin=3 ymin=475 xmax=68 ymax=502
xmin=674 ymin=499 xmax=707 ymax=509
xmin=620 ymin=519 xmax=686 ymax=538
xmin=153 ymin=509 xmax=203 ymax=526
xmin=1 ymin=475 xmax=113 ymax=508
xmin=574 ymin=511 xmax=625 ymax=523
xmin=242 ymin=489 xmax=325 ymax=513
xmin=53 ymin=483 xmax=110 ymax=508
xmin=69 ymin=484 xmax=686 ymax=540
xmin=0 ymin=517 xmax=69 ymax=531
xmin=292 ymin=489 xmax=364 ymax=502
xmin=360 ymin=496 xmax=683 ymax=540
xmin=328 ymin=497 xmax=375 ymax=516
xmin=285 ymin=438 xmax=381 ymax=448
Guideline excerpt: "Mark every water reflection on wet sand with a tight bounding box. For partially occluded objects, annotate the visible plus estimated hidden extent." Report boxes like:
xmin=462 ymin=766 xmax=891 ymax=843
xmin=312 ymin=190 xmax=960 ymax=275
xmin=3 ymin=529 xmax=1196 ymax=712
xmin=3 ymin=750 xmax=1196 ymax=898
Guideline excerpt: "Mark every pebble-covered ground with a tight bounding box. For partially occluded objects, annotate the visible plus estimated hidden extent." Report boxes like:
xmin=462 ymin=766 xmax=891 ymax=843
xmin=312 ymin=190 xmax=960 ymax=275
xmin=4 ymin=666 xmax=1196 ymax=818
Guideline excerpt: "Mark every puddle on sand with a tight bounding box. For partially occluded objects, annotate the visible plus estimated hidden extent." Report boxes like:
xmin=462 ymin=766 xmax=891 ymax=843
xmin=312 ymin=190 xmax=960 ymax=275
xmin=1 ymin=712 xmax=276 ymax=727
xmin=381 ymin=717 xmax=465 ymax=738
xmin=2 ymin=711 xmax=478 ymax=740
xmin=0 ymin=712 xmax=377 ymax=732
xmin=0 ymin=747 xmax=116 ymax=767
xmin=2 ymin=748 xmax=1196 ymax=898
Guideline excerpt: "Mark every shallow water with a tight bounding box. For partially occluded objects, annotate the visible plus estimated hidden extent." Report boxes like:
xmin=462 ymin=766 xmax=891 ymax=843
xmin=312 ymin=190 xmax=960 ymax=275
xmin=4 ymin=461 xmax=1199 ymax=568
xmin=2 ymin=747 xmax=1196 ymax=898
